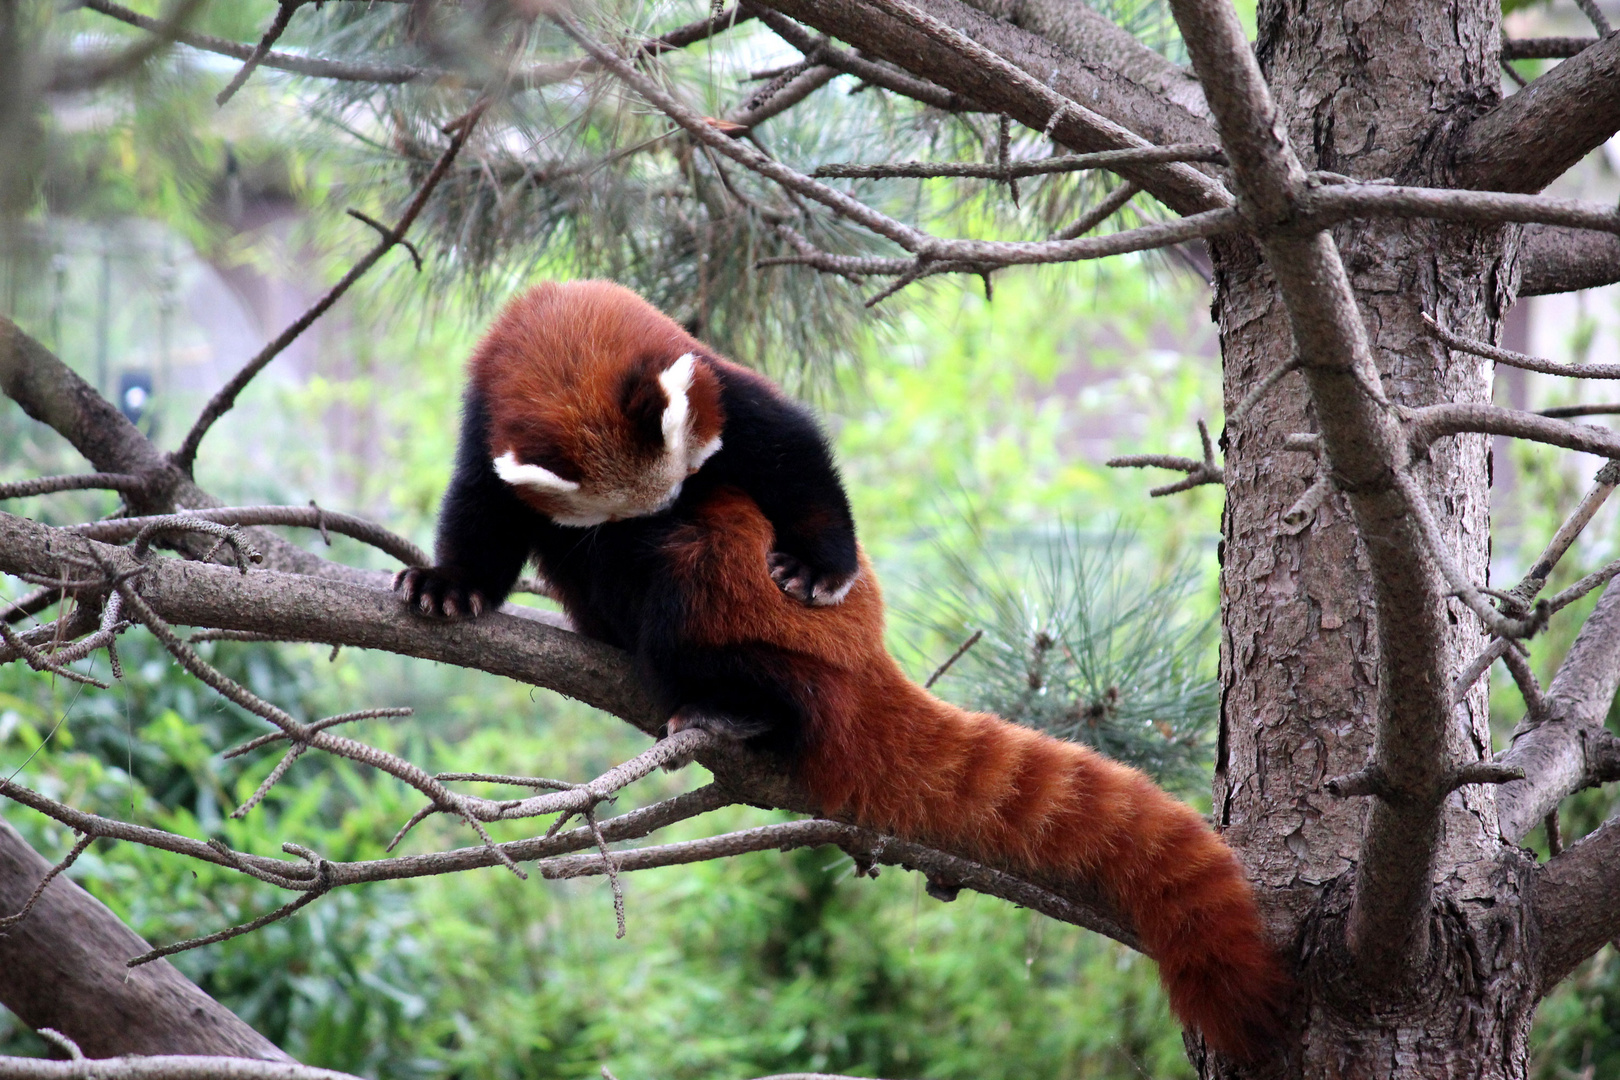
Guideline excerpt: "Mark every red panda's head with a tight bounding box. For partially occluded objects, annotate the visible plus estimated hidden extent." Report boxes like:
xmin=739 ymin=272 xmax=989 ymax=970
xmin=469 ymin=281 xmax=725 ymax=527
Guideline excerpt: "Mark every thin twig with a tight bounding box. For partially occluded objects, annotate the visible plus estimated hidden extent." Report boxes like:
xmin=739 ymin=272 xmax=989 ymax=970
xmin=127 ymin=869 xmax=330 ymax=966
xmin=215 ymin=0 xmax=301 ymax=105
xmin=1500 ymin=644 xmax=1553 ymax=727
xmin=1501 ymin=36 xmax=1601 ymax=60
xmin=0 ymin=473 xmax=145 ymax=500
xmin=0 ymin=832 xmax=93 ymax=930
xmin=77 ymin=505 xmax=430 ymax=567
xmin=812 ymin=144 xmax=1228 ymax=180
xmin=0 ymin=620 xmax=110 ymax=688
xmin=1392 ymin=469 xmax=1544 ymax=638
xmin=172 ymin=99 xmax=491 ymax=472
xmin=1540 ymin=403 xmax=1620 ymax=418
xmin=1106 ymin=419 xmax=1223 ymax=496
xmin=584 ymin=807 xmax=627 ymax=938
xmin=1426 ymin=313 xmax=1620 ymax=380
xmin=1453 ymin=637 xmax=1514 ymax=704
xmin=1052 ymin=182 xmax=1140 ymax=241
xmin=924 ymin=629 xmax=984 ymax=689
xmin=1229 ymin=355 xmax=1301 ymax=425
xmin=1550 ymin=557 xmax=1620 ymax=613
xmin=1572 ymin=0 xmax=1612 ymax=37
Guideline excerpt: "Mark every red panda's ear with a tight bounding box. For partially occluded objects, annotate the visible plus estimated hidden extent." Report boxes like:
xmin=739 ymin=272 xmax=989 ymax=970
xmin=618 ymin=357 xmax=670 ymax=450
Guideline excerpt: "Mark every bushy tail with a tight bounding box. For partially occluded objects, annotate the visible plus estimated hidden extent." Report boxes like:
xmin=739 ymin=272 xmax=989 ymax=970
xmin=798 ymin=672 xmax=1287 ymax=1060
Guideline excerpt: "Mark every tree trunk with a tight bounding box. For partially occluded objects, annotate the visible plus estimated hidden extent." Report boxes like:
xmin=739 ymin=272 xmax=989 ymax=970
xmin=0 ymin=820 xmax=289 ymax=1060
xmin=1211 ymin=0 xmax=1541 ymax=1073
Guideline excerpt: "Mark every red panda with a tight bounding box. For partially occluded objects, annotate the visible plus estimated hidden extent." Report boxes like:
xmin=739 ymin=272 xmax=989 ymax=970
xmin=395 ymin=280 xmax=859 ymax=619
xmin=403 ymin=282 xmax=1287 ymax=1059
xmin=655 ymin=488 xmax=1287 ymax=1061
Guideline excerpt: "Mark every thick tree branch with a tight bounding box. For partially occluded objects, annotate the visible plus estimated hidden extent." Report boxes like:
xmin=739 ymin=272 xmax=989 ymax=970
xmin=746 ymin=0 xmax=1229 ymax=215
xmin=0 ymin=820 xmax=289 ymax=1059
xmin=1408 ymin=403 xmax=1620 ymax=459
xmin=954 ymin=0 xmax=1210 ymax=121
xmin=1534 ymin=813 xmax=1620 ymax=991
xmin=1301 ymin=184 xmax=1620 ymax=235
xmin=1502 ymin=37 xmax=1603 ymax=60
xmin=1519 ymin=225 xmax=1620 ymax=296
xmin=1495 ymin=581 xmax=1620 ymax=843
xmin=1165 ymin=0 xmax=1454 ymax=992
xmin=0 ymin=511 xmax=1139 ymax=945
xmin=1452 ymin=31 xmax=1620 ymax=194
xmin=746 ymin=7 xmax=979 ymax=111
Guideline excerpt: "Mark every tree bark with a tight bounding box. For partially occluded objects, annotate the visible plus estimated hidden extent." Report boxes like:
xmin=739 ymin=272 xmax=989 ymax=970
xmin=0 ymin=820 xmax=289 ymax=1060
xmin=1204 ymin=0 xmax=1542 ymax=1071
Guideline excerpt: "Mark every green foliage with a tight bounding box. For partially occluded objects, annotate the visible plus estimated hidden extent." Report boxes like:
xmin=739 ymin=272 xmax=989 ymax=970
xmin=921 ymin=526 xmax=1216 ymax=792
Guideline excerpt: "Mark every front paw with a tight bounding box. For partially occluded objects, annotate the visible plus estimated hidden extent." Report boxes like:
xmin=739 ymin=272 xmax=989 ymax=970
xmin=393 ymin=566 xmax=488 ymax=619
xmin=767 ymin=553 xmax=859 ymax=607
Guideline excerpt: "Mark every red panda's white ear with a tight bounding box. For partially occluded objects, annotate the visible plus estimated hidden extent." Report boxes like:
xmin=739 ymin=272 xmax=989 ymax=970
xmin=492 ymin=451 xmax=579 ymax=492
xmin=657 ymin=353 xmax=698 ymax=452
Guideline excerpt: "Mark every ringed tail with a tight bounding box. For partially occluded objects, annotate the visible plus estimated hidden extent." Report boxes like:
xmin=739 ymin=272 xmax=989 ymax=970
xmin=797 ymin=674 xmax=1288 ymax=1060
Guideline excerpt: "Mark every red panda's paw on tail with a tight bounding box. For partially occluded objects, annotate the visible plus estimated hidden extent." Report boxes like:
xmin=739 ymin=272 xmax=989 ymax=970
xmin=766 ymin=553 xmax=859 ymax=607
xmin=393 ymin=566 xmax=488 ymax=620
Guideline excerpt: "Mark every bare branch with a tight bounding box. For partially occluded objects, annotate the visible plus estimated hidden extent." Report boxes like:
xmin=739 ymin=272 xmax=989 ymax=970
xmin=1520 ymin=225 xmax=1620 ymax=296
xmin=44 ymin=0 xmax=206 ymax=93
xmin=172 ymin=100 xmax=490 ymax=473
xmin=1503 ymin=36 xmax=1603 ymax=60
xmin=1107 ymin=419 xmax=1223 ymax=496
xmin=1281 ymin=475 xmax=1331 ymax=534
xmin=0 ymin=832 xmax=92 ymax=930
xmin=812 ymin=143 xmax=1226 ymax=179
xmin=1534 ymin=813 xmax=1620 ymax=991
xmin=924 ymin=629 xmax=983 ymax=689
xmin=83 ymin=0 xmax=752 ymax=92
xmin=0 ymin=512 xmax=662 ymax=729
xmin=0 ymin=617 xmax=109 ymax=687
xmin=129 ymin=888 xmax=326 ymax=967
xmin=1454 ymin=637 xmax=1513 ymax=704
xmin=1514 ymin=459 xmax=1620 ymax=601
xmin=1427 ymin=312 xmax=1620 ymax=379
xmin=1052 ymin=181 xmax=1139 ymax=240
xmin=1301 ymin=183 xmax=1620 ymax=235
xmin=1165 ymin=0 xmax=1457 ymax=993
xmin=0 ymin=1056 xmax=362 ymax=1080
xmin=1540 ymin=403 xmax=1620 ymax=418
xmin=1572 ymin=0 xmax=1612 ymax=38
xmin=1497 ymin=582 xmax=1620 ymax=843
xmin=1452 ymin=32 xmax=1620 ymax=194
xmin=746 ymin=6 xmax=980 ymax=111
xmin=0 ymin=819 xmax=291 ymax=1059
xmin=1408 ymin=402 xmax=1620 ymax=459
xmin=214 ymin=0 xmax=299 ymax=105
xmin=1549 ymin=558 xmax=1620 ymax=612
xmin=1499 ymin=644 xmax=1552 ymax=726
xmin=75 ymin=505 xmax=429 ymax=568
xmin=0 ymin=473 xmax=144 ymax=500
xmin=747 ymin=0 xmax=1231 ymax=215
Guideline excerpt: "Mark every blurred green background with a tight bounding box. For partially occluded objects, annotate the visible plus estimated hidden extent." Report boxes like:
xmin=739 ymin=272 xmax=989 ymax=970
xmin=3 ymin=1 xmax=1619 ymax=1077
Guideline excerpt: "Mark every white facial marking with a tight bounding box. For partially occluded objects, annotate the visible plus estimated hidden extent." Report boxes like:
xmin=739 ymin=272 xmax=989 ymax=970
xmin=658 ymin=353 xmax=698 ymax=455
xmin=492 ymin=451 xmax=579 ymax=493
xmin=688 ymin=434 xmax=722 ymax=472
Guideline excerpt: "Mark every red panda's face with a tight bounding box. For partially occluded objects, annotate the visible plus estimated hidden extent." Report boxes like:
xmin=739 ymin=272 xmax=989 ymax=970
xmin=471 ymin=280 xmax=727 ymax=528
xmin=492 ymin=352 xmax=723 ymax=526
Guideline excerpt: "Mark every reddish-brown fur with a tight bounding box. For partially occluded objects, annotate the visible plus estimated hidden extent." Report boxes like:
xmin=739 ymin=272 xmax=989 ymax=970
xmin=665 ymin=488 xmax=1288 ymax=1060
xmin=469 ymin=281 xmax=724 ymax=515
